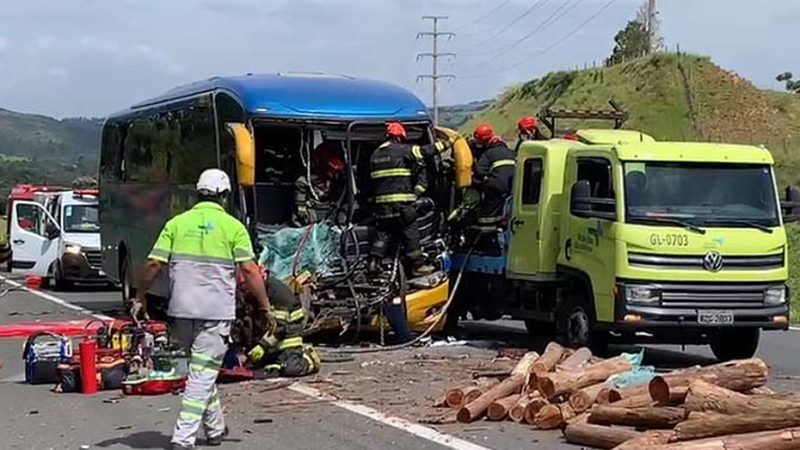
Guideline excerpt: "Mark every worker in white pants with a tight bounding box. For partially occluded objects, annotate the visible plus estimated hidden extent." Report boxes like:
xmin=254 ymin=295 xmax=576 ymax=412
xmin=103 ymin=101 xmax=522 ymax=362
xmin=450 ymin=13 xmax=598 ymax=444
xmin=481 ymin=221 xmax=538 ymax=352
xmin=132 ymin=169 xmax=273 ymax=449
xmin=171 ymin=320 xmax=229 ymax=445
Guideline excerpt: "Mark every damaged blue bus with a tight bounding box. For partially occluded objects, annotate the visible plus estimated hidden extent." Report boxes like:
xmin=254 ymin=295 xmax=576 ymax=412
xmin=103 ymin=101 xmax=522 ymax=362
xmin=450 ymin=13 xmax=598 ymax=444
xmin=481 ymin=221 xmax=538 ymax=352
xmin=98 ymin=73 xmax=454 ymax=336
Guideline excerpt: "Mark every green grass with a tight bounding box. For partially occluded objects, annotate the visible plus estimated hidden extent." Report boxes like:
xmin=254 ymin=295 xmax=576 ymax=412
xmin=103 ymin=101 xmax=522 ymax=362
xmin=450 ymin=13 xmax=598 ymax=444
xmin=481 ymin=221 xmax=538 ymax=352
xmin=788 ymin=223 xmax=800 ymax=322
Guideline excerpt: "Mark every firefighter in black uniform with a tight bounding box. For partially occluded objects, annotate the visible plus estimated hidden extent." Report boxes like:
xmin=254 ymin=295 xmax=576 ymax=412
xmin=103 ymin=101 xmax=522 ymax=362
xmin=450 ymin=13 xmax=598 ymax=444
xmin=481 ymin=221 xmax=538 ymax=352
xmin=292 ymin=142 xmax=347 ymax=226
xmin=471 ymin=124 xmax=516 ymax=232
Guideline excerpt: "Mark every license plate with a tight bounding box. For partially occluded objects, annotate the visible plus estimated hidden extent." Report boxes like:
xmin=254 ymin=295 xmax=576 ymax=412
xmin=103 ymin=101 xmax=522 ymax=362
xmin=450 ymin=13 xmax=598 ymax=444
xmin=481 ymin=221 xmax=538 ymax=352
xmin=698 ymin=310 xmax=734 ymax=325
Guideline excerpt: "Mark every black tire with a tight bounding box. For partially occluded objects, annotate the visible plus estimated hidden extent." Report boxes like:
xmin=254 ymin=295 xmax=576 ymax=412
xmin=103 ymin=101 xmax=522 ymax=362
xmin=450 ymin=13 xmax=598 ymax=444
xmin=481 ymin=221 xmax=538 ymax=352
xmin=710 ymin=328 xmax=760 ymax=361
xmin=556 ymin=290 xmax=609 ymax=354
xmin=524 ymin=319 xmax=557 ymax=337
xmin=120 ymin=258 xmax=135 ymax=311
xmin=48 ymin=262 xmax=70 ymax=291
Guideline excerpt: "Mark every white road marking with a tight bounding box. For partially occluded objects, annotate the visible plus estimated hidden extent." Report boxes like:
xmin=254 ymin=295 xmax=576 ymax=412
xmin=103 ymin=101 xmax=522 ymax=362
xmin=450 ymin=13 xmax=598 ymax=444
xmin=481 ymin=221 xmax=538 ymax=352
xmin=791 ymin=326 xmax=800 ymax=332
xmin=290 ymin=383 xmax=492 ymax=450
xmin=0 ymin=276 xmax=113 ymax=321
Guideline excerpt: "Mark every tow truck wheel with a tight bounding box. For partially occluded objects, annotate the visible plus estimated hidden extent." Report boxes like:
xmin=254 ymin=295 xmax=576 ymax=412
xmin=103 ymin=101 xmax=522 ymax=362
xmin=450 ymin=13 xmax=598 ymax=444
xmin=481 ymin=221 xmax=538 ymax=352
xmin=556 ymin=292 xmax=609 ymax=354
xmin=710 ymin=328 xmax=760 ymax=361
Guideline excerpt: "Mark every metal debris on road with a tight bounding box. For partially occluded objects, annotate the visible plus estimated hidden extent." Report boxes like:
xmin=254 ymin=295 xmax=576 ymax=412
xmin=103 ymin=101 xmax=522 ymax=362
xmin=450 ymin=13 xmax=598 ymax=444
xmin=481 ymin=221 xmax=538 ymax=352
xmin=253 ymin=418 xmax=273 ymax=424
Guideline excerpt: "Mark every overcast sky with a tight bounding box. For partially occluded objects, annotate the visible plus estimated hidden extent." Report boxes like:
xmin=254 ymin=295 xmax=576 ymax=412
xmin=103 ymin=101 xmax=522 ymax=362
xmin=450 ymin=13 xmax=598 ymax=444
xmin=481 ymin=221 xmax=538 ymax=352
xmin=0 ymin=0 xmax=797 ymax=118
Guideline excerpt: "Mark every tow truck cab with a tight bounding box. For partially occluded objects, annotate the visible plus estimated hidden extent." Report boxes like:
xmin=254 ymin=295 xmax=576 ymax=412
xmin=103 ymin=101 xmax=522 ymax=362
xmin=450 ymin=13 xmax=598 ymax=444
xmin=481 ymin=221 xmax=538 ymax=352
xmin=455 ymin=137 xmax=795 ymax=360
xmin=10 ymin=189 xmax=105 ymax=288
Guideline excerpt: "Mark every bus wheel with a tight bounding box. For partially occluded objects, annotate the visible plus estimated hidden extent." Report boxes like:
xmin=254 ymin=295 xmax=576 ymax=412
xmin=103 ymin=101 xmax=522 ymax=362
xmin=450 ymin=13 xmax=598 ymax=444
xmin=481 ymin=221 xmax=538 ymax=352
xmin=710 ymin=328 xmax=760 ymax=361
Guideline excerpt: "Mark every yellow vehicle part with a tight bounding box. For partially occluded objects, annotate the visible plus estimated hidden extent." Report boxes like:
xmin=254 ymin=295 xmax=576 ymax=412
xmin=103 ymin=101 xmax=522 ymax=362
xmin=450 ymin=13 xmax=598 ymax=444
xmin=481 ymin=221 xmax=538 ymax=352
xmin=575 ymin=129 xmax=656 ymax=145
xmin=226 ymin=122 xmax=255 ymax=187
xmin=366 ymin=278 xmax=450 ymax=333
xmin=436 ymin=126 xmax=473 ymax=188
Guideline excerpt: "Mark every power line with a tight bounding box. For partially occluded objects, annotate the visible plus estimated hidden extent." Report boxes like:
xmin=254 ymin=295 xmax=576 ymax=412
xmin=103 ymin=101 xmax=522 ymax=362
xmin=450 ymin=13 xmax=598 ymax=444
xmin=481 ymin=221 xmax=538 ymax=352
xmin=416 ymin=16 xmax=456 ymax=126
xmin=460 ymin=0 xmax=619 ymax=79
xmin=451 ymin=0 xmax=512 ymax=32
xmin=467 ymin=0 xmax=551 ymax=51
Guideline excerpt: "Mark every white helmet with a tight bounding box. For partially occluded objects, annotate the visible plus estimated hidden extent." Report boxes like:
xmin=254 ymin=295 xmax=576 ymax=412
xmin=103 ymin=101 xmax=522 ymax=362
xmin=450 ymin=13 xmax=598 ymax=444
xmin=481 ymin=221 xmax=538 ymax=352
xmin=196 ymin=169 xmax=231 ymax=195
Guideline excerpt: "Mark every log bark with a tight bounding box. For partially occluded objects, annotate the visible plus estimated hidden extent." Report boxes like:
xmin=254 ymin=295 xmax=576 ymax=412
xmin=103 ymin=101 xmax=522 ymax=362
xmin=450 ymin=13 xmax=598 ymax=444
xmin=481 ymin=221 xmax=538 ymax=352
xmin=683 ymin=379 xmax=794 ymax=414
xmin=588 ymin=405 xmax=688 ymax=429
xmin=456 ymin=351 xmax=539 ymax=423
xmin=612 ymin=430 xmax=675 ymax=450
xmin=534 ymin=403 xmax=575 ymax=430
xmin=539 ymin=356 xmax=633 ymax=400
xmin=649 ymin=358 xmax=768 ymax=404
xmin=686 ymin=411 xmax=728 ymax=421
xmin=487 ymin=394 xmax=522 ymax=421
xmin=445 ymin=378 xmax=498 ymax=408
xmin=570 ymin=382 xmax=611 ymax=413
xmin=613 ymin=394 xmax=658 ymax=408
xmin=673 ymin=407 xmax=800 ymax=441
xmin=564 ymin=422 xmax=642 ymax=449
xmin=607 ymin=383 xmax=650 ymax=404
xmin=647 ymin=427 xmax=800 ymax=450
xmin=510 ymin=393 xmax=544 ymax=423
xmin=557 ymin=347 xmax=592 ymax=371
xmin=532 ymin=342 xmax=566 ymax=377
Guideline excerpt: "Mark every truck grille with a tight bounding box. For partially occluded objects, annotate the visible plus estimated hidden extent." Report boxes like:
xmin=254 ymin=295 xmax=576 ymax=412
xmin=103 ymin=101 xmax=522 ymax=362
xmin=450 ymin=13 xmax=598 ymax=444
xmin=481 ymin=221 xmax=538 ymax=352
xmin=628 ymin=252 xmax=784 ymax=270
xmin=84 ymin=250 xmax=103 ymax=269
xmin=658 ymin=283 xmax=769 ymax=309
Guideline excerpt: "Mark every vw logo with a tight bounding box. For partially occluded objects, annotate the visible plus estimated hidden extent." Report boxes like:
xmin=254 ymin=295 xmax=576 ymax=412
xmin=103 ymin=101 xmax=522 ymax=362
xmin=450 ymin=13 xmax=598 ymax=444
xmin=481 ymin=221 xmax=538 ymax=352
xmin=703 ymin=251 xmax=723 ymax=272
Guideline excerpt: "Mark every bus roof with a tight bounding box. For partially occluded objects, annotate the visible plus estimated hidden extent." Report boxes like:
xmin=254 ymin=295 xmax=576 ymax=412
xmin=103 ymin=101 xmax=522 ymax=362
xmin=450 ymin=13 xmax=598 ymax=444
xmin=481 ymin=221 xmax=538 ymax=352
xmin=126 ymin=73 xmax=430 ymax=121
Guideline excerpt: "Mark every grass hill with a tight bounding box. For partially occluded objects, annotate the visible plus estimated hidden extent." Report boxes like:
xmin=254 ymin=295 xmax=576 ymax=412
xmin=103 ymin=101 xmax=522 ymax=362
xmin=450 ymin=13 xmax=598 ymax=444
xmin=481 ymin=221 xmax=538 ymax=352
xmin=462 ymin=52 xmax=800 ymax=187
xmin=463 ymin=52 xmax=800 ymax=321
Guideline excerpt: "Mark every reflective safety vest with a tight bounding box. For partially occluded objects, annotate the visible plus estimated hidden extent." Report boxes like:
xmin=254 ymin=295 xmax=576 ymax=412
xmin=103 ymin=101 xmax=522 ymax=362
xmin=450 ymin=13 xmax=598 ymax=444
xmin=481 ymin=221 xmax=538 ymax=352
xmin=369 ymin=141 xmax=427 ymax=205
xmin=148 ymin=201 xmax=255 ymax=320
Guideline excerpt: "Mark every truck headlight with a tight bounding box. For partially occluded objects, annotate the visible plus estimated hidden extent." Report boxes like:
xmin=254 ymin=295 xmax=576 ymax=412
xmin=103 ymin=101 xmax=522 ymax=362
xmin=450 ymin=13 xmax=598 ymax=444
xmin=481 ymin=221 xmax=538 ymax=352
xmin=765 ymin=286 xmax=787 ymax=305
xmin=65 ymin=244 xmax=82 ymax=255
xmin=625 ymin=285 xmax=661 ymax=305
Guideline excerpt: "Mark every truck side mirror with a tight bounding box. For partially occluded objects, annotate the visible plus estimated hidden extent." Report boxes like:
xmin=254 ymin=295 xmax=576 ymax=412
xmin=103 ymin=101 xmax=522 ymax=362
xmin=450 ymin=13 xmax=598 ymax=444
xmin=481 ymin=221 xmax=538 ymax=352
xmin=45 ymin=223 xmax=60 ymax=240
xmin=570 ymin=180 xmax=592 ymax=216
xmin=782 ymin=185 xmax=800 ymax=223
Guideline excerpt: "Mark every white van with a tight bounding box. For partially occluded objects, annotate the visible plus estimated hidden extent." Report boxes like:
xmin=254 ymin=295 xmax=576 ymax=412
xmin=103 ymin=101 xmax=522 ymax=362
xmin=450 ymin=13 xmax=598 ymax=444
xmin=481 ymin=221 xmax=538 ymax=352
xmin=10 ymin=189 xmax=107 ymax=288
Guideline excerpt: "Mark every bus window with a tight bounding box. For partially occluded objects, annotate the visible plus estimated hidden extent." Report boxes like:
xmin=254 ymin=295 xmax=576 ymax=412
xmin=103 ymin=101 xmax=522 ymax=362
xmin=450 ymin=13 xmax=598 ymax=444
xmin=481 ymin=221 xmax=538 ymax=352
xmin=171 ymin=104 xmax=217 ymax=185
xmin=124 ymin=118 xmax=157 ymax=182
xmin=100 ymin=122 xmax=124 ymax=182
xmin=252 ymin=124 xmax=302 ymax=224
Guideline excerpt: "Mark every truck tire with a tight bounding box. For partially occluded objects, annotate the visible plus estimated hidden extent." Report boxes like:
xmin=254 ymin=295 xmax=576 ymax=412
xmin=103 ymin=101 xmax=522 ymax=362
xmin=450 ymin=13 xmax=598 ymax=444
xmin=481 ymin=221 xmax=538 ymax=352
xmin=120 ymin=258 xmax=135 ymax=311
xmin=556 ymin=291 xmax=609 ymax=354
xmin=710 ymin=328 xmax=760 ymax=361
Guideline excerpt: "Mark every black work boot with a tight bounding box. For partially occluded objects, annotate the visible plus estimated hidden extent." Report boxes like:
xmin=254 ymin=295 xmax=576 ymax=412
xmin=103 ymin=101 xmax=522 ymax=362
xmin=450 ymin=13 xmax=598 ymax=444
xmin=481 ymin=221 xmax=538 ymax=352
xmin=206 ymin=426 xmax=229 ymax=446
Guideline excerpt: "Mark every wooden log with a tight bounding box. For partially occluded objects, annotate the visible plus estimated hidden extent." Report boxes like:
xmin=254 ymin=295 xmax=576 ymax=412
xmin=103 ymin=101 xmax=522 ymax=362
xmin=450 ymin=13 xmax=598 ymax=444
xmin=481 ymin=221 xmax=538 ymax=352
xmin=534 ymin=403 xmax=575 ymax=430
xmin=570 ymin=382 xmax=611 ymax=413
xmin=510 ymin=392 xmax=543 ymax=423
xmin=612 ymin=430 xmax=675 ymax=450
xmin=588 ymin=405 xmax=688 ymax=429
xmin=487 ymin=394 xmax=522 ymax=421
xmin=522 ymin=397 xmax=549 ymax=425
xmin=686 ymin=411 xmax=728 ymax=421
xmin=532 ymin=342 xmax=566 ymax=377
xmin=647 ymin=427 xmax=800 ymax=450
xmin=613 ymin=393 xmax=658 ymax=408
xmin=557 ymin=347 xmax=592 ymax=371
xmin=673 ymin=408 xmax=800 ymax=441
xmin=445 ymin=378 xmax=498 ymax=408
xmin=456 ymin=351 xmax=539 ymax=423
xmin=683 ymin=379 xmax=794 ymax=414
xmin=607 ymin=383 xmax=650 ymax=404
xmin=539 ymin=356 xmax=633 ymax=400
xmin=649 ymin=358 xmax=768 ymax=404
xmin=564 ymin=422 xmax=642 ymax=449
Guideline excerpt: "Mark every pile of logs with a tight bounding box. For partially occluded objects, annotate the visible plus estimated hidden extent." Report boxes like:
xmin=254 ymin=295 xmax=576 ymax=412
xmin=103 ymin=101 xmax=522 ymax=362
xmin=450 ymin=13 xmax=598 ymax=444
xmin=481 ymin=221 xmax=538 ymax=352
xmin=437 ymin=341 xmax=798 ymax=449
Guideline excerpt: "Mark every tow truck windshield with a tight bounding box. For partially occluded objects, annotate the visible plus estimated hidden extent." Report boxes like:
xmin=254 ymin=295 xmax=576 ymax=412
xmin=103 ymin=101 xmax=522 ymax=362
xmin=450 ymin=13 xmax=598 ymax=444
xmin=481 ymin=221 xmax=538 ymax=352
xmin=624 ymin=162 xmax=780 ymax=229
xmin=64 ymin=205 xmax=100 ymax=233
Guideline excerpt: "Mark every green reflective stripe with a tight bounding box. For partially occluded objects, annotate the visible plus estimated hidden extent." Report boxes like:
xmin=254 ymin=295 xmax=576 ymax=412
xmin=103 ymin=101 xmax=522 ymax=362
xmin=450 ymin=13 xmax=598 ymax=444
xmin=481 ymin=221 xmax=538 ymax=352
xmin=435 ymin=141 xmax=446 ymax=152
xmin=172 ymin=253 xmax=235 ymax=267
xmin=411 ymin=145 xmax=423 ymax=160
xmin=264 ymin=364 xmax=282 ymax=371
xmin=234 ymin=248 xmax=254 ymax=259
xmin=180 ymin=411 xmax=202 ymax=421
xmin=208 ymin=398 xmax=221 ymax=410
xmin=289 ymin=308 xmax=305 ymax=322
xmin=182 ymin=399 xmax=206 ymax=416
xmin=191 ymin=353 xmax=222 ymax=371
xmin=490 ymin=159 xmax=516 ymax=171
xmin=190 ymin=363 xmax=220 ymax=373
xmin=371 ymin=168 xmax=412 ymax=179
xmin=375 ymin=193 xmax=416 ymax=204
xmin=297 ymin=206 xmax=308 ymax=212
xmin=278 ymin=336 xmax=303 ymax=350
xmin=272 ymin=310 xmax=289 ymax=321
xmin=414 ymin=184 xmax=426 ymax=195
xmin=470 ymin=225 xmax=498 ymax=232
xmin=478 ymin=216 xmax=504 ymax=224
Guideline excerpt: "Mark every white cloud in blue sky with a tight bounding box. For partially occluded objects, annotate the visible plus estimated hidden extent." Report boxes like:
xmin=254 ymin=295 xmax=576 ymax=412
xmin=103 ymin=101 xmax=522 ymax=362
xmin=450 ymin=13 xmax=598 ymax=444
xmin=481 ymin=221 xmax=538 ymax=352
xmin=0 ymin=0 xmax=796 ymax=117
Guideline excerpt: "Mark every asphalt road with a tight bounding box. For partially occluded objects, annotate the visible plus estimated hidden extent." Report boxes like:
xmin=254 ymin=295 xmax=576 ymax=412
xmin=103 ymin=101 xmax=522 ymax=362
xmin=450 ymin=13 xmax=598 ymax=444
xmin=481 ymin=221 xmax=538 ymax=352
xmin=1 ymin=280 xmax=799 ymax=450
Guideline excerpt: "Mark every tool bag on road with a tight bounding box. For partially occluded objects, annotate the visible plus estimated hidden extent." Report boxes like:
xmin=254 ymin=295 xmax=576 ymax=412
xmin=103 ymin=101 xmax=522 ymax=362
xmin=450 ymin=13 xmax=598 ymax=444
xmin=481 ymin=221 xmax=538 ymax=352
xmin=22 ymin=332 xmax=71 ymax=385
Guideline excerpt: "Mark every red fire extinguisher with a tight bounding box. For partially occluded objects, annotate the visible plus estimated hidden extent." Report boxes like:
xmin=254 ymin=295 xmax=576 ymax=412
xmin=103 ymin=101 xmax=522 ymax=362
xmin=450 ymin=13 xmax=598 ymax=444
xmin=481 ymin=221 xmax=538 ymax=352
xmin=79 ymin=338 xmax=98 ymax=394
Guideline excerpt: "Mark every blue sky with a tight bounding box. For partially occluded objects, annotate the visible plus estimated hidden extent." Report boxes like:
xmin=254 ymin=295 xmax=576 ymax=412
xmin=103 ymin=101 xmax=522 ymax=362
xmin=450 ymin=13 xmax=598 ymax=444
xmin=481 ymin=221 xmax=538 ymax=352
xmin=0 ymin=0 xmax=796 ymax=117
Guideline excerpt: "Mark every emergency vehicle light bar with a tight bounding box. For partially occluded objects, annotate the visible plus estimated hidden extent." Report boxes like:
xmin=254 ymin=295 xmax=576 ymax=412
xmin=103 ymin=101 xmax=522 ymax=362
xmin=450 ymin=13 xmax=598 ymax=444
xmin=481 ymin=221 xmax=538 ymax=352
xmin=540 ymin=100 xmax=628 ymax=137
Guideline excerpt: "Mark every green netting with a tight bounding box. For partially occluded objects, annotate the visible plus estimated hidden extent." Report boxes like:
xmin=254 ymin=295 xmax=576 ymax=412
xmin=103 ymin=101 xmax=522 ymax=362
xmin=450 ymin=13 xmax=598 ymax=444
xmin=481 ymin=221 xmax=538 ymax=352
xmin=258 ymin=223 xmax=340 ymax=281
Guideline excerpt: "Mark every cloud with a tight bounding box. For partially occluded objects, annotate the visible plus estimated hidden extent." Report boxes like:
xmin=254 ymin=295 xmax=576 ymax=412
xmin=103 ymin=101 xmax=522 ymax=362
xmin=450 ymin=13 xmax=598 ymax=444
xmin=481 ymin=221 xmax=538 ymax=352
xmin=35 ymin=36 xmax=52 ymax=50
xmin=0 ymin=36 xmax=8 ymax=52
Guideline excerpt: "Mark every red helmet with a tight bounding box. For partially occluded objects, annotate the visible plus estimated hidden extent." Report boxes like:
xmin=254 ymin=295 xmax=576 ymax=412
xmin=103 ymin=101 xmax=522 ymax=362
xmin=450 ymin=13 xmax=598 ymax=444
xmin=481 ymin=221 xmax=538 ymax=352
xmin=317 ymin=144 xmax=346 ymax=177
xmin=386 ymin=122 xmax=407 ymax=140
xmin=517 ymin=115 xmax=538 ymax=133
xmin=473 ymin=124 xmax=494 ymax=144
